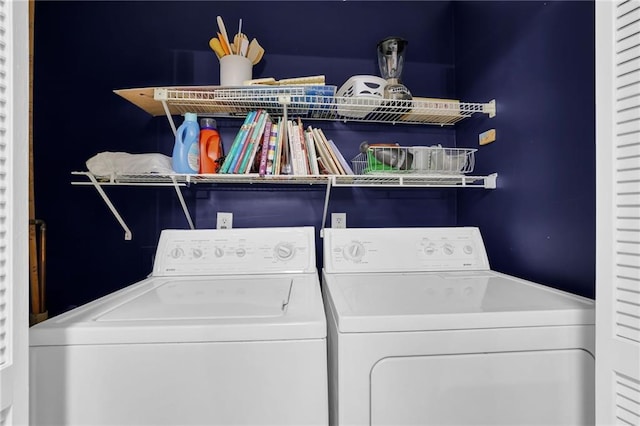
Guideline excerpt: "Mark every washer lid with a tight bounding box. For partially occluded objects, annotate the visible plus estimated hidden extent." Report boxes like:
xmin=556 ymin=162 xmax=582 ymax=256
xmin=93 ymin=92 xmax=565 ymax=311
xmin=97 ymin=277 xmax=292 ymax=321
xmin=323 ymin=270 xmax=594 ymax=333
xmin=30 ymin=274 xmax=326 ymax=346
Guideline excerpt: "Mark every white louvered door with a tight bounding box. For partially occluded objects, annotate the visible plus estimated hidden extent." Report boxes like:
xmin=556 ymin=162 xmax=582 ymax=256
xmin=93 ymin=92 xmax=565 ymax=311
xmin=0 ymin=0 xmax=29 ymax=425
xmin=596 ymin=0 xmax=640 ymax=424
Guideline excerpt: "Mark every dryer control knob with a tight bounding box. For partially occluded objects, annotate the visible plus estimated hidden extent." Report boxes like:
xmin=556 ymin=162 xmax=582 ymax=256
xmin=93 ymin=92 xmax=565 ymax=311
xmin=344 ymin=242 xmax=365 ymax=262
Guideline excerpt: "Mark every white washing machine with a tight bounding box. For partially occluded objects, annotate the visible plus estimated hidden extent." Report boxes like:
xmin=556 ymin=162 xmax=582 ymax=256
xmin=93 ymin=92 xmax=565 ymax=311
xmin=322 ymin=227 xmax=595 ymax=426
xmin=30 ymin=226 xmax=328 ymax=426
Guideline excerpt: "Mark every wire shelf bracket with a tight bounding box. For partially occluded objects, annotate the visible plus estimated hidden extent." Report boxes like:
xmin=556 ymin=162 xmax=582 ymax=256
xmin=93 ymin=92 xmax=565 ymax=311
xmin=82 ymin=173 xmax=133 ymax=240
xmin=171 ymin=175 xmax=195 ymax=230
xmin=320 ymin=178 xmax=333 ymax=238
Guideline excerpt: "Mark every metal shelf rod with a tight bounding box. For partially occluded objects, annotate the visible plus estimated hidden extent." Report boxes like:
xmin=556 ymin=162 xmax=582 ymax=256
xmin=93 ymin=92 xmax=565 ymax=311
xmin=320 ymin=179 xmax=333 ymax=238
xmin=161 ymin=99 xmax=178 ymax=136
xmin=171 ymin=176 xmax=195 ymax=229
xmin=86 ymin=173 xmax=133 ymax=240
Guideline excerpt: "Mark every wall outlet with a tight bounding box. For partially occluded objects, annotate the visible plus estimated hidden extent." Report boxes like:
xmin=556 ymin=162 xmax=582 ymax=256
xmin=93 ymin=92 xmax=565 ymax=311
xmin=332 ymin=213 xmax=347 ymax=228
xmin=216 ymin=212 xmax=233 ymax=229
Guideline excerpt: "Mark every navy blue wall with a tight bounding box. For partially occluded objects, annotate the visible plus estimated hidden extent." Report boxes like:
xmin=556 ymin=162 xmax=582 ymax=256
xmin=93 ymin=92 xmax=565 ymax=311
xmin=454 ymin=1 xmax=595 ymax=298
xmin=33 ymin=1 xmax=594 ymax=316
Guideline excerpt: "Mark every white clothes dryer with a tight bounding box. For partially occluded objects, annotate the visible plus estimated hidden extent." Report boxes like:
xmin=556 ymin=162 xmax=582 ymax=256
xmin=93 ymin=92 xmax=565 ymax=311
xmin=30 ymin=227 xmax=328 ymax=426
xmin=322 ymin=227 xmax=595 ymax=426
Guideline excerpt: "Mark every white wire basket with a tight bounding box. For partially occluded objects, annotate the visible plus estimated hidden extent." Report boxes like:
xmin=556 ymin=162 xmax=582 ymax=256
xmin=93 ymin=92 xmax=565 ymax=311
xmin=351 ymin=145 xmax=477 ymax=175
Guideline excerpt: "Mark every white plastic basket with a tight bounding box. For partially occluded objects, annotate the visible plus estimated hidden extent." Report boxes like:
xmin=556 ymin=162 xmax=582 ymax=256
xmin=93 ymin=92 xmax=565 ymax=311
xmin=335 ymin=75 xmax=387 ymax=118
xmin=351 ymin=145 xmax=477 ymax=175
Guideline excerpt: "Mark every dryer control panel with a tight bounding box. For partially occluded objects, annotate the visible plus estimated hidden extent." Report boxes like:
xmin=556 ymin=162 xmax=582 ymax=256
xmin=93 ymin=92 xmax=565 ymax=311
xmin=323 ymin=227 xmax=490 ymax=273
xmin=152 ymin=227 xmax=316 ymax=276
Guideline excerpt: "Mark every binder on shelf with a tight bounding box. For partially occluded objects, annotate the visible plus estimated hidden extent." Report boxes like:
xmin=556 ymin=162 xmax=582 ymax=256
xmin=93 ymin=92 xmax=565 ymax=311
xmin=296 ymin=118 xmax=310 ymax=175
xmin=304 ymin=129 xmax=320 ymax=175
xmin=274 ymin=118 xmax=285 ymax=175
xmin=318 ymin=128 xmax=346 ymax=175
xmin=327 ymin=139 xmax=354 ymax=175
xmin=258 ymin=120 xmax=273 ymax=176
xmin=236 ymin=110 xmax=269 ymax=174
xmin=287 ymin=120 xmax=303 ymax=175
xmin=311 ymin=127 xmax=340 ymax=174
xmin=309 ymin=127 xmax=331 ymax=174
xmin=265 ymin=118 xmax=279 ymax=175
xmin=220 ymin=110 xmax=257 ymax=174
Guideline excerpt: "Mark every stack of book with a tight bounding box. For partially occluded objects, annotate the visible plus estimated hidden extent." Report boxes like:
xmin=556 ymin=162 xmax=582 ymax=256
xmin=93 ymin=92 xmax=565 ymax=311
xmin=219 ymin=109 xmax=354 ymax=176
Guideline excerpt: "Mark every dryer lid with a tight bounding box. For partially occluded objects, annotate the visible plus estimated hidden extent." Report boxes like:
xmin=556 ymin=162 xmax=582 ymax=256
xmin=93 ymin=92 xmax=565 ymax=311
xmin=30 ymin=274 xmax=326 ymax=346
xmin=324 ymin=270 xmax=594 ymax=333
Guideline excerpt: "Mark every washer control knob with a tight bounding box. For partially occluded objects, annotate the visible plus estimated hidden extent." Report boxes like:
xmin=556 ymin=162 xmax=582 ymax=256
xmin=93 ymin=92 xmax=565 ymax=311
xmin=443 ymin=243 xmax=455 ymax=255
xmin=235 ymin=248 xmax=246 ymax=257
xmin=192 ymin=248 xmax=203 ymax=259
xmin=274 ymin=243 xmax=295 ymax=261
xmin=170 ymin=247 xmax=184 ymax=259
xmin=214 ymin=247 xmax=224 ymax=258
xmin=423 ymin=243 xmax=437 ymax=256
xmin=463 ymin=245 xmax=473 ymax=255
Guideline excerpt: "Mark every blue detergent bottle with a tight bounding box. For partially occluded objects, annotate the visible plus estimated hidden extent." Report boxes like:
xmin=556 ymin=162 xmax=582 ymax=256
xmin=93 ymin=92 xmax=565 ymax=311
xmin=172 ymin=113 xmax=200 ymax=173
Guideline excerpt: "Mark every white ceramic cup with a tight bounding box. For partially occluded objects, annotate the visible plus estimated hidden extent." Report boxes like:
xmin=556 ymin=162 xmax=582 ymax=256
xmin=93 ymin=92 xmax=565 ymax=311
xmin=220 ymin=55 xmax=252 ymax=86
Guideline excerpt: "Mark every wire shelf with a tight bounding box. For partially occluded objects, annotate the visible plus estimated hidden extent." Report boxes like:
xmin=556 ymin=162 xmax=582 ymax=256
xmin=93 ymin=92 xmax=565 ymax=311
xmin=72 ymin=172 xmax=330 ymax=186
xmin=154 ymin=87 xmax=495 ymax=125
xmin=332 ymin=174 xmax=489 ymax=187
xmin=72 ymin=171 xmax=496 ymax=188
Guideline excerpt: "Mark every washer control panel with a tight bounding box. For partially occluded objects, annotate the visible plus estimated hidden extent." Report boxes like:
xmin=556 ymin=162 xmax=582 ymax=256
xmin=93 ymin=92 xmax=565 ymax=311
xmin=324 ymin=227 xmax=490 ymax=273
xmin=153 ymin=227 xmax=315 ymax=276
